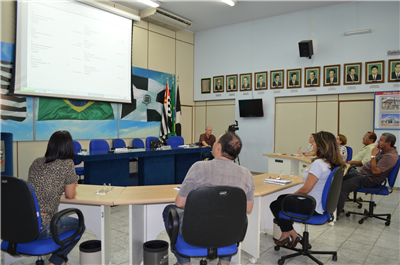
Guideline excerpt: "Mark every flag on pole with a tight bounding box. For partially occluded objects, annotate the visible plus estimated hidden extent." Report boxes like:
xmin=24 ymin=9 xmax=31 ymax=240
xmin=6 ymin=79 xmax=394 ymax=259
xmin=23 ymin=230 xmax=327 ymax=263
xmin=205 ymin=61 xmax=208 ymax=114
xmin=175 ymin=84 xmax=182 ymax=136
xmin=160 ymin=81 xmax=172 ymax=141
xmin=169 ymin=80 xmax=175 ymax=136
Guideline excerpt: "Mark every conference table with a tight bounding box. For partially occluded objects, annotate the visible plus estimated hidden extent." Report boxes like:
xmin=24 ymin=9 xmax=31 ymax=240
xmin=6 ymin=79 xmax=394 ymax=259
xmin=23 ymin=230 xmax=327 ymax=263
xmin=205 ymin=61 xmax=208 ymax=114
xmin=113 ymin=174 xmax=303 ymax=265
xmin=74 ymin=147 xmax=212 ymax=186
xmin=264 ymin=153 xmax=312 ymax=175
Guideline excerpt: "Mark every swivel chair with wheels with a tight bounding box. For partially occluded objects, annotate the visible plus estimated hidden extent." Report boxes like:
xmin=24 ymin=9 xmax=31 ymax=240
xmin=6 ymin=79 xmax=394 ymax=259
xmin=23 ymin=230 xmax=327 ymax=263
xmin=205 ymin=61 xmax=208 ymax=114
xmin=113 ymin=138 xmax=126 ymax=148
xmin=345 ymin=146 xmax=353 ymax=161
xmin=346 ymin=155 xmax=400 ymax=226
xmin=146 ymin=136 xmax=159 ymax=148
xmin=275 ymin=166 xmax=345 ymax=265
xmin=167 ymin=136 xmax=184 ymax=148
xmin=167 ymin=186 xmax=248 ymax=265
xmin=73 ymin=140 xmax=84 ymax=183
xmin=132 ymin=138 xmax=145 ymax=148
xmin=1 ymin=176 xmax=85 ymax=265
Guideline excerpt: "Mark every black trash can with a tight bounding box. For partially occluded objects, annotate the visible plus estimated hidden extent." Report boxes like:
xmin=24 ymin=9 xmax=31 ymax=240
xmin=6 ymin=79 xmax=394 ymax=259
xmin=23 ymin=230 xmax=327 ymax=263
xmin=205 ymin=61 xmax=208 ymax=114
xmin=80 ymin=240 xmax=101 ymax=265
xmin=143 ymin=240 xmax=168 ymax=265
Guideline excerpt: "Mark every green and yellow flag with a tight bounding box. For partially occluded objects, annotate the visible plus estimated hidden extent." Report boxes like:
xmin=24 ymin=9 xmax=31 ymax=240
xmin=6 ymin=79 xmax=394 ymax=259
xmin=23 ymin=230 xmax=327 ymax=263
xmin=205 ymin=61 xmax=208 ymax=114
xmin=38 ymin=98 xmax=114 ymax=121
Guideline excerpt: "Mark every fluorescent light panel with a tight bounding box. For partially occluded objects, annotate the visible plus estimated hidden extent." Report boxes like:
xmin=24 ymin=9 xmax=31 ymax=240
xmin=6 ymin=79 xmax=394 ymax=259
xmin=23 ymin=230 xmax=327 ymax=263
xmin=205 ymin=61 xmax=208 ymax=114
xmin=75 ymin=0 xmax=141 ymax=21
xmin=222 ymin=0 xmax=237 ymax=7
xmin=344 ymin=29 xmax=372 ymax=36
xmin=138 ymin=0 xmax=160 ymax=8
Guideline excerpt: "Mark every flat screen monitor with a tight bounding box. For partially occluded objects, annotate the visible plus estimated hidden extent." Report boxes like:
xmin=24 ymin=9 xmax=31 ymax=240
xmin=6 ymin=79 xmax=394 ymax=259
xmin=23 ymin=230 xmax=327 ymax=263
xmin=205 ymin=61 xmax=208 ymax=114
xmin=239 ymin=99 xmax=264 ymax=117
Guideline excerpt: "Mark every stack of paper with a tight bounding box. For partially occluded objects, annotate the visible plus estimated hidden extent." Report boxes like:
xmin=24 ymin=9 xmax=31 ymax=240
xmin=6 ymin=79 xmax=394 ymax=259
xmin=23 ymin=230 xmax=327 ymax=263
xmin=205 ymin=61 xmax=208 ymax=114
xmin=264 ymin=178 xmax=292 ymax=185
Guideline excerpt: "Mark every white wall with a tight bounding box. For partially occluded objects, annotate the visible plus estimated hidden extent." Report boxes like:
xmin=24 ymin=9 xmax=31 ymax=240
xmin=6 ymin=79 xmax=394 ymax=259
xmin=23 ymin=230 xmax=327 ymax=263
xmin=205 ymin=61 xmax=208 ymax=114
xmin=194 ymin=2 xmax=400 ymax=185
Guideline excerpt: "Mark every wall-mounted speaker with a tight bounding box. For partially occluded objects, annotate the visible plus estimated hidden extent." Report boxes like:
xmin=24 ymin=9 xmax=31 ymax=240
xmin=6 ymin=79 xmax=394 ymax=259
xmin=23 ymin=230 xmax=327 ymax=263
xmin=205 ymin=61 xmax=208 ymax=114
xmin=298 ymin=40 xmax=313 ymax=59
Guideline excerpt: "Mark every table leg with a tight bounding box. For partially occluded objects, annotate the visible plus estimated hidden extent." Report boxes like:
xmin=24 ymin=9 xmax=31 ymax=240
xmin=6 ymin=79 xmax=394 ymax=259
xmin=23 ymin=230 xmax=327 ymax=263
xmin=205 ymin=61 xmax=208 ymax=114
xmin=241 ymin=197 xmax=261 ymax=260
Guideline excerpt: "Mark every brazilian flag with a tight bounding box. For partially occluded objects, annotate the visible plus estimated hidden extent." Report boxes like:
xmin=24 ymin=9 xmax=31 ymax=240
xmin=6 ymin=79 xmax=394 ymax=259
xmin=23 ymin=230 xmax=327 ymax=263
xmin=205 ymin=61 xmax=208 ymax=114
xmin=38 ymin=98 xmax=114 ymax=121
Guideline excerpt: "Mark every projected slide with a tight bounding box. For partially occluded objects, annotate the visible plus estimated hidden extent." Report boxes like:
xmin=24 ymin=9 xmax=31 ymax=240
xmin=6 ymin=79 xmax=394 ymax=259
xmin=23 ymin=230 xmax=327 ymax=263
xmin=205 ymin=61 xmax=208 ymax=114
xmin=14 ymin=1 xmax=132 ymax=103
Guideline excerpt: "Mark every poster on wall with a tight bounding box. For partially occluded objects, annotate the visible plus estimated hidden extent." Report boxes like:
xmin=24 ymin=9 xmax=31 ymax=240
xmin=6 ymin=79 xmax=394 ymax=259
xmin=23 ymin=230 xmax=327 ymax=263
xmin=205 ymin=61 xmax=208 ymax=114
xmin=374 ymin=91 xmax=400 ymax=130
xmin=119 ymin=67 xmax=174 ymax=139
xmin=1 ymin=41 xmax=34 ymax=141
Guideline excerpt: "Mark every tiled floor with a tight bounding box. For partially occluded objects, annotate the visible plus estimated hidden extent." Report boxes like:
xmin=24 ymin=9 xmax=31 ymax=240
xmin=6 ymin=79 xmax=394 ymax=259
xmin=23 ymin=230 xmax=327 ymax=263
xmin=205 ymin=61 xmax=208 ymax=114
xmin=4 ymin=190 xmax=399 ymax=265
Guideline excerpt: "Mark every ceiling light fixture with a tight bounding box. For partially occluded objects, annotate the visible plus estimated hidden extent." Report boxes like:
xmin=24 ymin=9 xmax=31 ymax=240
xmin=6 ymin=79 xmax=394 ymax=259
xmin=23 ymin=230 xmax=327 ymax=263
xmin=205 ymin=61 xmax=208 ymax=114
xmin=221 ymin=0 xmax=237 ymax=7
xmin=76 ymin=0 xmax=141 ymax=21
xmin=138 ymin=0 xmax=160 ymax=8
xmin=344 ymin=29 xmax=372 ymax=36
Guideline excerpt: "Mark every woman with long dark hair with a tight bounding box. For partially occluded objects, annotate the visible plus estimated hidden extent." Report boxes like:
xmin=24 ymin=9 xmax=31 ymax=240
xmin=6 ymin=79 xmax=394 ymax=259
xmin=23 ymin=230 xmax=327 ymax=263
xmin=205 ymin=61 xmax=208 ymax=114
xmin=270 ymin=131 xmax=344 ymax=248
xmin=28 ymin=130 xmax=85 ymax=265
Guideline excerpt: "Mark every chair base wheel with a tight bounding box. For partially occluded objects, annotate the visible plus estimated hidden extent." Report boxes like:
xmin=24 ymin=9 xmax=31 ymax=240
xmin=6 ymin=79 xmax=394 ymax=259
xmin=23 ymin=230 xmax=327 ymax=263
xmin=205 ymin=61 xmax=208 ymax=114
xmin=200 ymin=259 xmax=207 ymax=265
xmin=346 ymin=212 xmax=350 ymax=217
xmin=36 ymin=260 xmax=45 ymax=265
xmin=274 ymin=245 xmax=280 ymax=251
xmin=358 ymin=219 xmax=364 ymax=224
xmin=357 ymin=204 xmax=362 ymax=209
xmin=332 ymin=254 xmax=337 ymax=261
xmin=385 ymin=221 xmax=390 ymax=226
xmin=278 ymin=259 xmax=284 ymax=265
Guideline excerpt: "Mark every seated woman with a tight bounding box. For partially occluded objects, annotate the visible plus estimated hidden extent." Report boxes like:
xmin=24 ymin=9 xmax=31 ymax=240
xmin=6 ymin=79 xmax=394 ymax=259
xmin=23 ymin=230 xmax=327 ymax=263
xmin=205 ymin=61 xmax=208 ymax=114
xmin=336 ymin=133 xmax=348 ymax=162
xmin=270 ymin=131 xmax=344 ymax=248
xmin=28 ymin=130 xmax=85 ymax=265
xmin=298 ymin=133 xmax=316 ymax=157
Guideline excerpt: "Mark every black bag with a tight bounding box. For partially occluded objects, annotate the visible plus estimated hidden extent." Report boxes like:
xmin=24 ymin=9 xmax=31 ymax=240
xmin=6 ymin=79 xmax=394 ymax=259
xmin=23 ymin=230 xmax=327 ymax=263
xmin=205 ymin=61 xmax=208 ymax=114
xmin=150 ymin=139 xmax=163 ymax=149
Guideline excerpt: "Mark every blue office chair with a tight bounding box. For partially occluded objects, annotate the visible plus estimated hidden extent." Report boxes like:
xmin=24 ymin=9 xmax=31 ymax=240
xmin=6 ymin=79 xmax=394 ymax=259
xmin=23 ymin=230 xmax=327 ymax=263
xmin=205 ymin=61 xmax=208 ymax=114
xmin=146 ymin=137 xmax=159 ymax=148
xmin=168 ymin=186 xmax=248 ymax=265
xmin=1 ymin=132 xmax=13 ymax=176
xmin=73 ymin=140 xmax=84 ymax=183
xmin=90 ymin=139 xmax=110 ymax=153
xmin=346 ymin=155 xmax=400 ymax=226
xmin=113 ymin=138 xmax=126 ymax=148
xmin=275 ymin=166 xmax=345 ymax=265
xmin=167 ymin=136 xmax=184 ymax=148
xmin=345 ymin=146 xmax=353 ymax=161
xmin=132 ymin=138 xmax=145 ymax=148
xmin=1 ymin=176 xmax=85 ymax=265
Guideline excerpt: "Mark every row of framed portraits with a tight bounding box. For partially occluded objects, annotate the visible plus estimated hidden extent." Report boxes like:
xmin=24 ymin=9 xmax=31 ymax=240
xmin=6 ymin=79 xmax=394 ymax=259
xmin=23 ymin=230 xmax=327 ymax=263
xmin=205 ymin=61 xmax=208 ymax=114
xmin=201 ymin=59 xmax=400 ymax=94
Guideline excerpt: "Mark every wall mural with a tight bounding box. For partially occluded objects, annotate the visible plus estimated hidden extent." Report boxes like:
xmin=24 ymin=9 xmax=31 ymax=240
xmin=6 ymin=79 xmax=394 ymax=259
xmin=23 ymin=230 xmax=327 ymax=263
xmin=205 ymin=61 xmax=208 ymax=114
xmin=0 ymin=41 xmax=174 ymax=141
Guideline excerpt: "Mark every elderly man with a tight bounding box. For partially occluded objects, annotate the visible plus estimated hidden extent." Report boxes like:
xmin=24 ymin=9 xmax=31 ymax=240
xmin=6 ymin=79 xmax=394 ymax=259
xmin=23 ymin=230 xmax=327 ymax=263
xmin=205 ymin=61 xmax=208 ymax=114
xmin=162 ymin=132 xmax=255 ymax=265
xmin=337 ymin=133 xmax=398 ymax=215
xmin=199 ymin=126 xmax=216 ymax=147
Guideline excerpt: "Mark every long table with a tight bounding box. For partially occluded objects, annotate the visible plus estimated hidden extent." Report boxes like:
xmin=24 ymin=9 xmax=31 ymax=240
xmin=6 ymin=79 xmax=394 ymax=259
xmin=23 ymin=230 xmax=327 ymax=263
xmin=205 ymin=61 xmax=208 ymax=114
xmin=113 ymin=174 xmax=303 ymax=265
xmin=74 ymin=147 xmax=212 ymax=186
xmin=264 ymin=153 xmax=312 ymax=175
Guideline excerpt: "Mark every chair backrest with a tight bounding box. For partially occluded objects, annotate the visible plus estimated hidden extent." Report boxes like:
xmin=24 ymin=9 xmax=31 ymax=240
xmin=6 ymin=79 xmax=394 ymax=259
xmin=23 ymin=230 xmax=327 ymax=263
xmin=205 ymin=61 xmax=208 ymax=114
xmin=345 ymin=146 xmax=353 ymax=161
xmin=73 ymin=140 xmax=82 ymax=166
xmin=167 ymin=136 xmax=184 ymax=148
xmin=387 ymin=155 xmax=400 ymax=188
xmin=113 ymin=138 xmax=126 ymax=148
xmin=322 ymin=166 xmax=345 ymax=214
xmin=89 ymin=139 xmax=110 ymax=152
xmin=1 ymin=176 xmax=41 ymax=243
xmin=181 ymin=186 xmax=247 ymax=248
xmin=146 ymin=137 xmax=159 ymax=148
xmin=132 ymin=138 xmax=145 ymax=148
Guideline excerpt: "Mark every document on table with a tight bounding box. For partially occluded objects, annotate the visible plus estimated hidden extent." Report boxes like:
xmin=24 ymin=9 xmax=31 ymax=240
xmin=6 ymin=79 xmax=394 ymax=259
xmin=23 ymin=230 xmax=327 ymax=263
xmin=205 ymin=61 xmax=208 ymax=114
xmin=264 ymin=178 xmax=292 ymax=185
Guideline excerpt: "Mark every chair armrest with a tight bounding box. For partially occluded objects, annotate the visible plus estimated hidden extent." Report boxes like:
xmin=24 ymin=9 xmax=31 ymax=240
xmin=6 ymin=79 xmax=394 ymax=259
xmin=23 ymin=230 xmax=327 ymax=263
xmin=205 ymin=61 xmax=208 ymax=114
xmin=50 ymin=208 xmax=85 ymax=251
xmin=168 ymin=208 xmax=179 ymax=245
xmin=281 ymin=194 xmax=316 ymax=222
xmin=360 ymin=175 xmax=387 ymax=193
xmin=238 ymin=216 xmax=248 ymax=243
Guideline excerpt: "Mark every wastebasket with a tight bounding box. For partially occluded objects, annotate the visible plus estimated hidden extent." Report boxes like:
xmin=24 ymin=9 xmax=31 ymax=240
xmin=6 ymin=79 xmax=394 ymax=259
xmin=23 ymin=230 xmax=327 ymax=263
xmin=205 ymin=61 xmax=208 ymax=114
xmin=80 ymin=240 xmax=101 ymax=265
xmin=143 ymin=240 xmax=168 ymax=265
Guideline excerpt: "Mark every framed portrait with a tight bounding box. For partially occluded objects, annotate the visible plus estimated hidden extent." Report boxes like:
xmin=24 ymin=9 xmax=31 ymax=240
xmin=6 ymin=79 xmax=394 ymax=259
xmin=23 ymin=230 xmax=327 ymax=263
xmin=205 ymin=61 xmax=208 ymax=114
xmin=304 ymin=67 xmax=321 ymax=87
xmin=270 ymin=70 xmax=284 ymax=89
xmin=239 ymin=73 xmax=252 ymax=91
xmin=366 ymin=60 xmax=385 ymax=84
xmin=286 ymin=69 xmax=302 ymax=89
xmin=226 ymin=74 xmax=238 ymax=92
xmin=201 ymin=78 xmax=211 ymax=94
xmin=254 ymin=72 xmax=267 ymax=90
xmin=323 ymin=65 xmax=340 ymax=86
xmin=388 ymin=59 xmax=400 ymax=82
xmin=213 ymin=76 xmax=224 ymax=93
xmin=343 ymin=63 xmax=362 ymax=85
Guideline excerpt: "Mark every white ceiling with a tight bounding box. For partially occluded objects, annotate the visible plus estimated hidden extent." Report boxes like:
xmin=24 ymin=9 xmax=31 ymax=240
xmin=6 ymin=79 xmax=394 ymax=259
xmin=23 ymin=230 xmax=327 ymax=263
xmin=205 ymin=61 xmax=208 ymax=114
xmin=111 ymin=1 xmax=351 ymax=32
